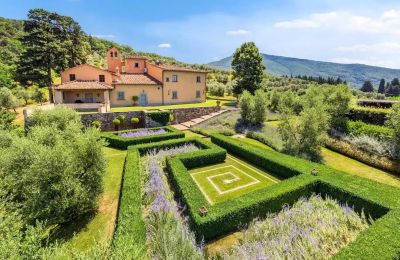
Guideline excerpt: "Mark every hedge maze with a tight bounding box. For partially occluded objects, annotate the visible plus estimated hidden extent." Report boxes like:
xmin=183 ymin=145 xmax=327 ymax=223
xmin=113 ymin=132 xmax=400 ymax=259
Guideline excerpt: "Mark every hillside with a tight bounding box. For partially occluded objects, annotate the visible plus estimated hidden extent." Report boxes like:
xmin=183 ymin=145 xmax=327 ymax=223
xmin=209 ymin=54 xmax=400 ymax=88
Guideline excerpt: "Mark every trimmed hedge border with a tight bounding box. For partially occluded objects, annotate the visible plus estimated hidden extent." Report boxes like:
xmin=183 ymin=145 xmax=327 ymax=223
xmin=145 ymin=110 xmax=170 ymax=126
xmin=111 ymin=138 xmax=225 ymax=259
xmin=166 ymin=134 xmax=400 ymax=259
xmin=348 ymin=107 xmax=390 ymax=125
xmin=344 ymin=120 xmax=394 ymax=140
xmin=102 ymin=126 xmax=184 ymax=149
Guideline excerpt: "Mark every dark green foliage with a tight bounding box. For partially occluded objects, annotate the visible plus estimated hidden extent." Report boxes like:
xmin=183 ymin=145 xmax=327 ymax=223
xmin=360 ymin=81 xmax=374 ymax=92
xmin=146 ymin=110 xmax=171 ymax=126
xmin=111 ymin=147 xmax=146 ymax=259
xmin=0 ymin=109 xmax=16 ymax=130
xmin=386 ymin=103 xmax=400 ymax=159
xmin=102 ymin=126 xmax=184 ymax=149
xmin=378 ymin=79 xmax=386 ymax=94
xmin=348 ymin=107 xmax=390 ymax=125
xmin=25 ymin=105 xmax=81 ymax=131
xmin=231 ymin=42 xmax=265 ymax=95
xmin=16 ymin=9 xmax=88 ymax=94
xmin=344 ymin=120 xmax=394 ymax=140
xmin=246 ymin=131 xmax=280 ymax=151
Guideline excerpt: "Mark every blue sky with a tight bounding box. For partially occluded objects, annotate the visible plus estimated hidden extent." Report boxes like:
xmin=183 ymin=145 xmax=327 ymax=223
xmin=2 ymin=0 xmax=400 ymax=68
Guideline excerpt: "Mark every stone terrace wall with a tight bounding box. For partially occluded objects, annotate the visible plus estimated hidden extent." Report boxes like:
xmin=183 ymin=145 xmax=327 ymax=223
xmin=169 ymin=106 xmax=220 ymax=124
xmin=80 ymin=106 xmax=221 ymax=131
xmin=81 ymin=111 xmax=145 ymax=131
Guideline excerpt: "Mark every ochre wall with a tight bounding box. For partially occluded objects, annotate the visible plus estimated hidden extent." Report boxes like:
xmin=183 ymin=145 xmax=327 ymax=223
xmin=146 ymin=63 xmax=163 ymax=82
xmin=125 ymin=59 xmax=146 ymax=74
xmin=162 ymin=71 xmax=206 ymax=104
xmin=61 ymin=65 xmax=113 ymax=85
xmin=110 ymin=84 xmax=163 ymax=106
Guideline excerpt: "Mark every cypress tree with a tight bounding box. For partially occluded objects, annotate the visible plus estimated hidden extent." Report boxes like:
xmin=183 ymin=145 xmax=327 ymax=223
xmin=378 ymin=79 xmax=386 ymax=94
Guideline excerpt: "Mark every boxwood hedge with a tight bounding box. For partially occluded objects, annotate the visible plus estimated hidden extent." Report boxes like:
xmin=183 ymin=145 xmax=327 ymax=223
xmin=344 ymin=120 xmax=394 ymax=140
xmin=102 ymin=126 xmax=184 ymax=149
xmin=146 ymin=110 xmax=171 ymax=126
xmin=166 ymin=134 xmax=400 ymax=259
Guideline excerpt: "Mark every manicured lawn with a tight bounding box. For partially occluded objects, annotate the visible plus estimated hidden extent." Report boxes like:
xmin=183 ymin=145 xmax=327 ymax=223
xmin=110 ymin=99 xmax=236 ymax=112
xmin=182 ymin=130 xmax=206 ymax=138
xmin=321 ymin=147 xmax=400 ymax=188
xmin=231 ymin=136 xmax=274 ymax=151
xmin=189 ymin=154 xmax=281 ymax=204
xmin=67 ymin=147 xmax=126 ymax=251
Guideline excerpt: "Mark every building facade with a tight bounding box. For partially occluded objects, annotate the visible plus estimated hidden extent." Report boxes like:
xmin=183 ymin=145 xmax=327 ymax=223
xmin=54 ymin=47 xmax=207 ymax=111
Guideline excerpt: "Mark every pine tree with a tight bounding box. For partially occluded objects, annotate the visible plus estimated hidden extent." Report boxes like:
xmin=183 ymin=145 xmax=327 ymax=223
xmin=378 ymin=79 xmax=386 ymax=94
xmin=16 ymin=9 xmax=88 ymax=102
xmin=232 ymin=42 xmax=265 ymax=95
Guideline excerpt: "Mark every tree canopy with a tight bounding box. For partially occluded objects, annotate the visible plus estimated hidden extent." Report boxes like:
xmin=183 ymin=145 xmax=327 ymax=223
xmin=231 ymin=42 xmax=265 ymax=95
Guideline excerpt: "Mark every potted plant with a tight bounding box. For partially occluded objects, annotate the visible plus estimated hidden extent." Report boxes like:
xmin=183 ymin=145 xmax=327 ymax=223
xmin=132 ymin=96 xmax=139 ymax=106
xmin=131 ymin=117 xmax=140 ymax=128
xmin=118 ymin=115 xmax=126 ymax=128
xmin=112 ymin=118 xmax=121 ymax=131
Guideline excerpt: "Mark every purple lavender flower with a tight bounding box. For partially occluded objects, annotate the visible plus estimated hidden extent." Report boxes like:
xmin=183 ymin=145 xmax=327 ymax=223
xmin=119 ymin=128 xmax=167 ymax=138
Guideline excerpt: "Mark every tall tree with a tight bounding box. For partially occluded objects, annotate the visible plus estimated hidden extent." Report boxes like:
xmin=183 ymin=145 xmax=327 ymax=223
xmin=378 ymin=79 xmax=386 ymax=94
xmin=391 ymin=78 xmax=400 ymax=87
xmin=360 ymin=81 xmax=374 ymax=92
xmin=231 ymin=42 xmax=265 ymax=95
xmin=16 ymin=9 xmax=88 ymax=102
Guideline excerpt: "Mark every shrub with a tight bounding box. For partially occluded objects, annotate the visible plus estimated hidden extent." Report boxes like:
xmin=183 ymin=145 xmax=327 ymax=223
xmin=343 ymin=134 xmax=394 ymax=158
xmin=348 ymin=106 xmax=390 ymax=125
xmin=207 ymin=81 xmax=225 ymax=97
xmin=131 ymin=117 xmax=140 ymax=124
xmin=386 ymin=103 xmax=400 ymax=159
xmin=112 ymin=118 xmax=121 ymax=126
xmin=102 ymin=126 xmax=185 ymax=149
xmin=91 ymin=120 xmax=101 ymax=128
xmin=118 ymin=114 xmax=126 ymax=124
xmin=344 ymin=120 xmax=394 ymax=140
xmin=239 ymin=90 xmax=255 ymax=124
xmin=0 ymin=115 xmax=106 ymax=225
xmin=26 ymin=105 xmax=81 ymax=131
xmin=132 ymin=95 xmax=139 ymax=105
xmin=325 ymin=137 xmax=400 ymax=175
xmin=0 ymin=109 xmax=16 ymax=131
xmin=146 ymin=111 xmax=171 ymax=126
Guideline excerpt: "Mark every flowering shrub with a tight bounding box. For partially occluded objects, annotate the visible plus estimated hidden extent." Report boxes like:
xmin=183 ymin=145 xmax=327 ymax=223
xmin=221 ymin=195 xmax=370 ymax=259
xmin=142 ymin=144 xmax=203 ymax=259
xmin=119 ymin=128 xmax=167 ymax=138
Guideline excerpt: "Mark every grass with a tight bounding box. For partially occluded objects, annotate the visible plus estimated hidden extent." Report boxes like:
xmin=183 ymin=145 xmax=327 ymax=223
xmin=110 ymin=99 xmax=236 ymax=112
xmin=231 ymin=136 xmax=274 ymax=151
xmin=66 ymin=147 xmax=126 ymax=251
xmin=189 ymin=154 xmax=281 ymax=204
xmin=182 ymin=130 xmax=206 ymax=138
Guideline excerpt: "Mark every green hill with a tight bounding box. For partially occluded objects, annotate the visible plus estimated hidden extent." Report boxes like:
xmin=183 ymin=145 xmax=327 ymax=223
xmin=209 ymin=54 xmax=400 ymax=88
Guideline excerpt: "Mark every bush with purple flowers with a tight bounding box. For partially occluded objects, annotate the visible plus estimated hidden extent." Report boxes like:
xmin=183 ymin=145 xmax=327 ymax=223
xmin=119 ymin=128 xmax=167 ymax=138
xmin=141 ymin=144 xmax=203 ymax=259
xmin=220 ymin=194 xmax=370 ymax=259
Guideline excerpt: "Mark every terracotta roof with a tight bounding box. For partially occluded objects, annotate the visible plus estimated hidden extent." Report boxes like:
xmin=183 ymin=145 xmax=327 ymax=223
xmin=152 ymin=63 xmax=207 ymax=73
xmin=54 ymin=81 xmax=113 ymax=90
xmin=114 ymin=74 xmax=161 ymax=85
xmin=125 ymin=54 xmax=148 ymax=60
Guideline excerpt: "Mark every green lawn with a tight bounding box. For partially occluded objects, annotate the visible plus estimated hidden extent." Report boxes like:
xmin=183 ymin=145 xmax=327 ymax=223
xmin=189 ymin=154 xmax=281 ymax=204
xmin=182 ymin=130 xmax=206 ymax=138
xmin=110 ymin=99 xmax=236 ymax=112
xmin=66 ymin=147 xmax=126 ymax=251
xmin=231 ymin=136 xmax=275 ymax=151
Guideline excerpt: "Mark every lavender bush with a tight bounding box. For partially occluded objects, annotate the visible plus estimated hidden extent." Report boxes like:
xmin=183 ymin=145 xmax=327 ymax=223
xmin=221 ymin=195 xmax=370 ymax=260
xmin=141 ymin=144 xmax=203 ymax=260
xmin=119 ymin=128 xmax=167 ymax=138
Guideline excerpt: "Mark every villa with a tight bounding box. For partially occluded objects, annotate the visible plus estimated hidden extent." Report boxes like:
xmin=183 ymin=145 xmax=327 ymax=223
xmin=54 ymin=47 xmax=207 ymax=112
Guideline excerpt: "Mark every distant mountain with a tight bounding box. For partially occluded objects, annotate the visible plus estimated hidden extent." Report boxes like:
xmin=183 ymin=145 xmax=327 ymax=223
xmin=208 ymin=54 xmax=400 ymax=88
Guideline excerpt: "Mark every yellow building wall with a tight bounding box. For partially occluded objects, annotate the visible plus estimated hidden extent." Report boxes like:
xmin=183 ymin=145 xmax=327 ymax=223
xmin=110 ymin=84 xmax=163 ymax=106
xmin=162 ymin=71 xmax=206 ymax=104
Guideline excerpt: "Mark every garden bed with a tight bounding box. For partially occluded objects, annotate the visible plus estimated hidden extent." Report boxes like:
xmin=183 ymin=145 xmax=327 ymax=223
xmin=101 ymin=126 xmax=184 ymax=149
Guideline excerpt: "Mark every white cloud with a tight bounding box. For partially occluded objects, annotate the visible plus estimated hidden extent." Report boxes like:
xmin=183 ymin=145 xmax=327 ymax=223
xmin=275 ymin=19 xmax=319 ymax=29
xmin=158 ymin=43 xmax=172 ymax=48
xmin=92 ymin=34 xmax=115 ymax=39
xmin=336 ymin=42 xmax=400 ymax=54
xmin=226 ymin=29 xmax=251 ymax=35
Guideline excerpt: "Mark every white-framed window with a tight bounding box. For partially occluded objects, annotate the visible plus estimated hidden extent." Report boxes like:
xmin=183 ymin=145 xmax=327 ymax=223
xmin=172 ymin=91 xmax=178 ymax=99
xmin=117 ymin=91 xmax=125 ymax=100
xmin=99 ymin=75 xmax=105 ymax=82
xmin=196 ymin=90 xmax=201 ymax=98
xmin=172 ymin=75 xmax=178 ymax=82
xmin=196 ymin=75 xmax=201 ymax=83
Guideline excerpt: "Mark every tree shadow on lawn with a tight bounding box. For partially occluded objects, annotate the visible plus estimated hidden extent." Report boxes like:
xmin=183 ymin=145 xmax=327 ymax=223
xmin=47 ymin=211 xmax=97 ymax=245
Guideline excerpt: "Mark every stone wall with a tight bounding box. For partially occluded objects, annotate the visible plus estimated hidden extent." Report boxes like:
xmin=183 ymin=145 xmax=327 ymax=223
xmin=81 ymin=111 xmax=145 ymax=131
xmin=80 ymin=106 xmax=221 ymax=131
xmin=169 ymin=106 xmax=221 ymax=124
